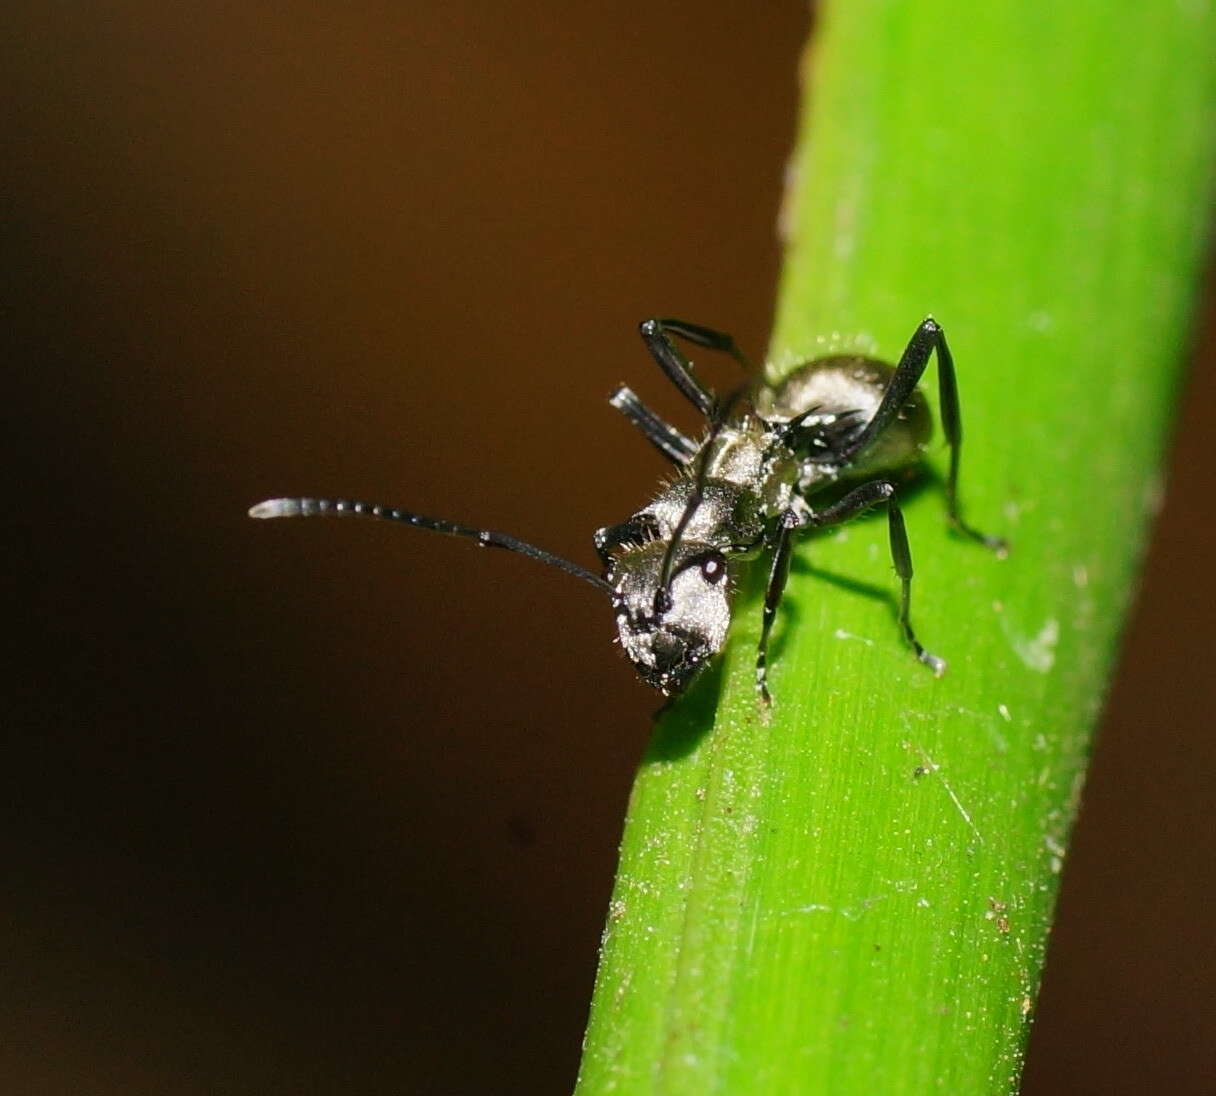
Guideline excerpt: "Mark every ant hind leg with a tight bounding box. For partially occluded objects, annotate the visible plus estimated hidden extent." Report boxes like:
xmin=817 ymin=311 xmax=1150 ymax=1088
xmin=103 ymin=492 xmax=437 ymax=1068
xmin=816 ymin=317 xmax=1006 ymax=555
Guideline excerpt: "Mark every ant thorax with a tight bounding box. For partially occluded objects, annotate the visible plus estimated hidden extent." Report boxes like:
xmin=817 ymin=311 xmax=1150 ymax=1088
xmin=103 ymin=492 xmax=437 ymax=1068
xmin=647 ymin=420 xmax=801 ymax=542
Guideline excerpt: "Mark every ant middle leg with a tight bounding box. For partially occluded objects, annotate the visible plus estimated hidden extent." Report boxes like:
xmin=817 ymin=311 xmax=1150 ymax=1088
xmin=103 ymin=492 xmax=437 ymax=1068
xmin=648 ymin=318 xmax=753 ymax=370
xmin=609 ymin=385 xmax=698 ymax=465
xmin=821 ymin=318 xmax=1005 ymax=555
xmin=755 ymin=511 xmax=800 ymax=705
xmin=810 ymin=480 xmax=946 ymax=676
xmin=639 ymin=318 xmax=752 ymax=420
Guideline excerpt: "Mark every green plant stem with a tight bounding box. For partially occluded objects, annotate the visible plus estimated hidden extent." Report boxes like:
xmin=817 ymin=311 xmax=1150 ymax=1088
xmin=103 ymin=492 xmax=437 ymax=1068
xmin=576 ymin=2 xmax=1216 ymax=1094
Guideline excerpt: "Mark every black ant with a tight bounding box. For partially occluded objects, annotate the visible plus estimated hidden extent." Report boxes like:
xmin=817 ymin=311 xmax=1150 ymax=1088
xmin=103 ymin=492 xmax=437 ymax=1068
xmin=251 ymin=317 xmax=1004 ymax=703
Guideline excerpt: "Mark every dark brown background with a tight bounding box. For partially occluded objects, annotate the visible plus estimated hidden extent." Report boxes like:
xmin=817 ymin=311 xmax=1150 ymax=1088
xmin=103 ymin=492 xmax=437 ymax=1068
xmin=5 ymin=3 xmax=1213 ymax=1093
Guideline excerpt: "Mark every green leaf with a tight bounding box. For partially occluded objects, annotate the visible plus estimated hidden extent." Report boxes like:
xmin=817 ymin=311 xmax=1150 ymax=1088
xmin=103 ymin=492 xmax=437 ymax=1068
xmin=576 ymin=2 xmax=1216 ymax=1094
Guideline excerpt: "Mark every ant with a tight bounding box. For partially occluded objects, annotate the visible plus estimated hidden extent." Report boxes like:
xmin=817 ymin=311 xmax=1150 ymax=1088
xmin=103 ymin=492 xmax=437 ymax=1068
xmin=251 ymin=317 xmax=1004 ymax=703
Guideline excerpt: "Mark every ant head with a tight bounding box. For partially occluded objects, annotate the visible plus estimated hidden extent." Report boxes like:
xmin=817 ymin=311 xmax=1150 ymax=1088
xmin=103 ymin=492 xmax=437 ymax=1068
xmin=609 ymin=540 xmax=733 ymax=695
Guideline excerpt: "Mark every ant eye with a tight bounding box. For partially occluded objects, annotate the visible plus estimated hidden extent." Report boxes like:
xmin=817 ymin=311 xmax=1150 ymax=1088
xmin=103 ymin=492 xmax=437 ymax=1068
xmin=699 ymin=554 xmax=726 ymax=584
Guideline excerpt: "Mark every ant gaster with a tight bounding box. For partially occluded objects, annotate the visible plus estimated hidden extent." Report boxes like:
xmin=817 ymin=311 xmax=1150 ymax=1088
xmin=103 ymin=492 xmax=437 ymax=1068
xmin=251 ymin=317 xmax=1005 ymax=703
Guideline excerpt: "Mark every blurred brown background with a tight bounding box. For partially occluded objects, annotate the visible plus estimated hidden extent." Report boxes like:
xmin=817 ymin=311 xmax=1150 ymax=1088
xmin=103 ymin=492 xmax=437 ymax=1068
xmin=4 ymin=3 xmax=1213 ymax=1093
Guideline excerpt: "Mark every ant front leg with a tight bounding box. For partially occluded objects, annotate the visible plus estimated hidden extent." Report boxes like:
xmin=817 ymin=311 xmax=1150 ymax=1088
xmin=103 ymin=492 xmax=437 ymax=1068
xmin=639 ymin=318 xmax=752 ymax=420
xmin=831 ymin=318 xmax=1006 ymax=555
xmin=811 ymin=481 xmax=946 ymax=676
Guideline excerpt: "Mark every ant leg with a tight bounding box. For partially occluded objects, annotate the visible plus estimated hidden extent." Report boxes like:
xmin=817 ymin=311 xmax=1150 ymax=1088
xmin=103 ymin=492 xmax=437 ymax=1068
xmin=825 ymin=318 xmax=1005 ymax=554
xmin=609 ymin=385 xmax=698 ymax=465
xmin=928 ymin=329 xmax=1008 ymax=554
xmin=828 ymin=319 xmax=939 ymax=462
xmin=811 ymin=481 xmax=946 ymax=676
xmin=755 ymin=513 xmax=799 ymax=705
xmin=650 ymin=318 xmax=754 ymax=371
xmin=638 ymin=318 xmax=751 ymax=418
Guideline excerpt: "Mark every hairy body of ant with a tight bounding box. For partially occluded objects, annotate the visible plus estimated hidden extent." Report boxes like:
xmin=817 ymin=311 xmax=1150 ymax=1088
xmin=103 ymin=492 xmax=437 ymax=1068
xmin=251 ymin=316 xmax=1004 ymax=703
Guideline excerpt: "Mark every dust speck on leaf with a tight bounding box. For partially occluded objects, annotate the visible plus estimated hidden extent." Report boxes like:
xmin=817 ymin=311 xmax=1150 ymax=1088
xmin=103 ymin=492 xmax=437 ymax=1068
xmin=1004 ymin=618 xmax=1059 ymax=673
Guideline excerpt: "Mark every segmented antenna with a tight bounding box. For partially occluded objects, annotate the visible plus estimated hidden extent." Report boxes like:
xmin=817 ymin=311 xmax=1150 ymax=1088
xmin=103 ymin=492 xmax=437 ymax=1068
xmin=249 ymin=497 xmax=611 ymax=592
xmin=652 ymin=385 xmax=747 ymax=614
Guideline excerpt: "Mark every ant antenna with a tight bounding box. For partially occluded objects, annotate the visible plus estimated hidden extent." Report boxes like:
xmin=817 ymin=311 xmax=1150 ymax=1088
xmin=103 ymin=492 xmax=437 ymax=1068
xmin=250 ymin=497 xmax=612 ymax=593
xmin=652 ymin=385 xmax=747 ymax=614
